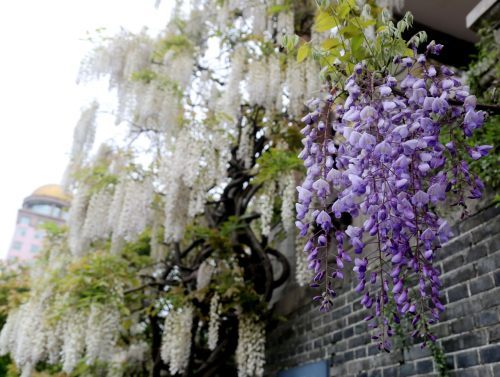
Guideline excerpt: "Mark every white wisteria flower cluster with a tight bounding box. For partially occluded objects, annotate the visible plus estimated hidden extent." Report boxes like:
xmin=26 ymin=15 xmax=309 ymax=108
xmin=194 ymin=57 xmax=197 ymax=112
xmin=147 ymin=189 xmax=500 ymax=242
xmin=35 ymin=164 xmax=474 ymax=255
xmin=280 ymin=173 xmax=297 ymax=232
xmin=236 ymin=315 xmax=266 ymax=377
xmin=294 ymin=235 xmax=314 ymax=287
xmin=68 ymin=0 xmax=324 ymax=247
xmin=160 ymin=305 xmax=194 ymax=375
xmin=67 ymin=173 xmax=154 ymax=257
xmin=62 ymin=101 xmax=99 ymax=189
xmin=0 ymin=300 xmax=122 ymax=376
xmin=208 ymin=293 xmax=221 ymax=351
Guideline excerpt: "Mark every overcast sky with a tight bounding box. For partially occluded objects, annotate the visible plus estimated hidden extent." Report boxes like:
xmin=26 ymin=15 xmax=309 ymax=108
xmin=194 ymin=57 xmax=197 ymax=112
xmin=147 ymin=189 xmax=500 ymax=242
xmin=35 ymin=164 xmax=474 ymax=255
xmin=0 ymin=0 xmax=171 ymax=257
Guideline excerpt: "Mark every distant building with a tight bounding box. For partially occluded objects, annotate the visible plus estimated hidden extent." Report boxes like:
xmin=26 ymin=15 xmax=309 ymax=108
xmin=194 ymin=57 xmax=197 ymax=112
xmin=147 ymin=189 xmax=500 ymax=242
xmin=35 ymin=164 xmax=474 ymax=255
xmin=6 ymin=184 xmax=70 ymax=261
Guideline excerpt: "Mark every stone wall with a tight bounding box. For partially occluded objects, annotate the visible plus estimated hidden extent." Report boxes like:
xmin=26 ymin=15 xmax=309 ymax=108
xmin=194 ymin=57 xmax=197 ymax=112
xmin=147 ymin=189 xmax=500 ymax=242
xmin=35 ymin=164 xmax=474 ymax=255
xmin=266 ymin=205 xmax=500 ymax=377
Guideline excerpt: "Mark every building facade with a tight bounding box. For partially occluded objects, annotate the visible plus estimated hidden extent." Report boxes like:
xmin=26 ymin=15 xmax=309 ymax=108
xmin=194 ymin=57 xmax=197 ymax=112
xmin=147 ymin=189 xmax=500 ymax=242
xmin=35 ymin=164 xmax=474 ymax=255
xmin=6 ymin=184 xmax=70 ymax=261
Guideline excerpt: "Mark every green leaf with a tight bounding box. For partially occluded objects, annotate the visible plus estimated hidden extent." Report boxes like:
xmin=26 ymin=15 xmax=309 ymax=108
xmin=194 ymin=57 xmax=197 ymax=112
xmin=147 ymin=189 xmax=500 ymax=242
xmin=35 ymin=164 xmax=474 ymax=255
xmin=402 ymin=47 xmax=414 ymax=57
xmin=315 ymin=11 xmax=336 ymax=32
xmin=351 ymin=34 xmax=366 ymax=61
xmin=346 ymin=0 xmax=357 ymax=8
xmin=297 ymin=43 xmax=311 ymax=63
xmin=341 ymin=23 xmax=362 ymax=38
xmin=376 ymin=25 xmax=388 ymax=33
xmin=321 ymin=38 xmax=341 ymax=50
xmin=339 ymin=51 xmax=352 ymax=64
xmin=359 ymin=18 xmax=376 ymax=28
xmin=288 ymin=34 xmax=299 ymax=50
xmin=337 ymin=2 xmax=350 ymax=19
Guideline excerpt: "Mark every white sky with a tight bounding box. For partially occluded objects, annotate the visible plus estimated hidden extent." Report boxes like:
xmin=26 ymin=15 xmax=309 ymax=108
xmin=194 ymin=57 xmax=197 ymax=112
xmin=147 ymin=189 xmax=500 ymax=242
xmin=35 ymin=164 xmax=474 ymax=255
xmin=0 ymin=0 xmax=172 ymax=257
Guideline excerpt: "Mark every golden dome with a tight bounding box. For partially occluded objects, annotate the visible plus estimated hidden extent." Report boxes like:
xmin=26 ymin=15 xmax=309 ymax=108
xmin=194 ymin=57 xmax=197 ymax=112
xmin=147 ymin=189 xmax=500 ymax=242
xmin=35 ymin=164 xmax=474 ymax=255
xmin=31 ymin=184 xmax=71 ymax=203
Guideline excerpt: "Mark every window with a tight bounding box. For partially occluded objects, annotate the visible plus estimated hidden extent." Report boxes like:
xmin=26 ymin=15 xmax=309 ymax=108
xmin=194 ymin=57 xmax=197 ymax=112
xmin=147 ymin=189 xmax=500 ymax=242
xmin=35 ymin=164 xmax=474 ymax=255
xmin=52 ymin=206 xmax=62 ymax=218
xmin=30 ymin=245 xmax=40 ymax=253
xmin=17 ymin=228 xmax=27 ymax=237
xmin=19 ymin=216 xmax=30 ymax=225
xmin=12 ymin=241 xmax=22 ymax=250
xmin=34 ymin=231 xmax=45 ymax=239
xmin=30 ymin=204 xmax=53 ymax=216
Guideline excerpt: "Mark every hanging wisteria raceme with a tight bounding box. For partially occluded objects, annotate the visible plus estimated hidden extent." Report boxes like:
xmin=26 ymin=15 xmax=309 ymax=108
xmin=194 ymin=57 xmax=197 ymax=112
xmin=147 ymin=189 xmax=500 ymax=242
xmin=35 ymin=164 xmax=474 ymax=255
xmin=149 ymin=219 xmax=165 ymax=261
xmin=161 ymin=135 xmax=204 ymax=242
xmin=220 ymin=45 xmax=247 ymax=121
xmin=276 ymin=2 xmax=294 ymax=42
xmin=247 ymin=59 xmax=268 ymax=107
xmin=160 ymin=305 xmax=194 ymax=375
xmin=237 ymin=119 xmax=256 ymax=170
xmin=236 ymin=315 xmax=266 ymax=377
xmin=115 ymin=177 xmax=153 ymax=242
xmin=286 ymin=59 xmax=308 ymax=118
xmin=266 ymin=55 xmax=284 ymax=112
xmin=109 ymin=341 xmax=149 ymax=377
xmin=127 ymin=341 xmax=149 ymax=363
xmin=82 ymin=188 xmax=114 ymax=242
xmin=61 ymin=312 xmax=87 ymax=373
xmin=207 ymin=293 xmax=221 ymax=351
xmin=67 ymin=174 xmax=153 ymax=256
xmin=67 ymin=185 xmax=91 ymax=257
xmin=257 ymin=184 xmax=276 ymax=237
xmin=281 ymin=173 xmax=297 ymax=232
xmin=108 ymin=179 xmax=126 ymax=231
xmin=246 ymin=56 xmax=284 ymax=114
xmin=0 ymin=301 xmax=45 ymax=377
xmin=0 ymin=308 xmax=18 ymax=356
xmin=295 ymin=234 xmax=314 ymax=287
xmin=296 ymin=42 xmax=491 ymax=350
xmin=62 ymin=101 xmax=99 ymax=190
xmin=78 ymin=29 xmax=153 ymax=89
xmin=46 ymin=320 xmax=64 ymax=365
xmin=305 ymin=58 xmax=322 ymax=103
xmin=85 ymin=304 xmax=121 ymax=365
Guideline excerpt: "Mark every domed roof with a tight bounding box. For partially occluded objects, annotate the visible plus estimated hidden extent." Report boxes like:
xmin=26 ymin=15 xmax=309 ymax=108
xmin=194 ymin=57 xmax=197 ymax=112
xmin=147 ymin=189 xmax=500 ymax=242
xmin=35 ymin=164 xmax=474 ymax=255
xmin=31 ymin=184 xmax=71 ymax=203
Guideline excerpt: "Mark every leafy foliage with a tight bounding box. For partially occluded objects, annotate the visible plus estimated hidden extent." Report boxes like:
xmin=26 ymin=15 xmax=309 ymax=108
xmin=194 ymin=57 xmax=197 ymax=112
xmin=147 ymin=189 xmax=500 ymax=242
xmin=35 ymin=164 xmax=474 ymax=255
xmin=40 ymin=231 xmax=150 ymax=323
xmin=429 ymin=342 xmax=450 ymax=377
xmin=468 ymin=115 xmax=499 ymax=189
xmin=153 ymin=34 xmax=194 ymax=61
xmin=286 ymin=1 xmax=423 ymax=79
xmin=466 ymin=22 xmax=500 ymax=189
xmin=255 ymin=149 xmax=303 ymax=183
xmin=0 ymin=263 xmax=30 ymax=319
xmin=467 ymin=23 xmax=499 ymax=104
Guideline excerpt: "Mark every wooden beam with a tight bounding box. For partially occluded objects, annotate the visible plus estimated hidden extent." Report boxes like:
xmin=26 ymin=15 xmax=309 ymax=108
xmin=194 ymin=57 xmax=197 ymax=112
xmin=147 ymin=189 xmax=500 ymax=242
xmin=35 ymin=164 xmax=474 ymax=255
xmin=466 ymin=0 xmax=499 ymax=30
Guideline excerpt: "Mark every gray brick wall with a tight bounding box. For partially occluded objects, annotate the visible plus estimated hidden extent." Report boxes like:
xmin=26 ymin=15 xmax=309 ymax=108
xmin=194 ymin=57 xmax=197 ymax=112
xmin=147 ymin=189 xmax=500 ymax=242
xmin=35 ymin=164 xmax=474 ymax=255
xmin=266 ymin=205 xmax=500 ymax=377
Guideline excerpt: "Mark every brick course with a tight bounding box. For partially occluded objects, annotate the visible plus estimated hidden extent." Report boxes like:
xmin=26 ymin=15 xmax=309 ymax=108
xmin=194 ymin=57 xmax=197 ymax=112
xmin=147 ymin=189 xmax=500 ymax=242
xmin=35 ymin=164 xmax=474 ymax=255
xmin=266 ymin=205 xmax=500 ymax=376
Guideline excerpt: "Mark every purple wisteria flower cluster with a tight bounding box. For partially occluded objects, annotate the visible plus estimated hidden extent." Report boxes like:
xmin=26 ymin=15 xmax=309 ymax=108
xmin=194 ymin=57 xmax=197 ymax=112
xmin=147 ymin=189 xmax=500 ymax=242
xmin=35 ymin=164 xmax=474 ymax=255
xmin=296 ymin=42 xmax=492 ymax=350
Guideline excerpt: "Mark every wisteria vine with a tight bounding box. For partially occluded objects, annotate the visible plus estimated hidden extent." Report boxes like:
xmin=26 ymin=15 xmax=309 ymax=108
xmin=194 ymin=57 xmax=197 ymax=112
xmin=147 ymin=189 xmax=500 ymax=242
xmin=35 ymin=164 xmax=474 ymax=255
xmin=296 ymin=42 xmax=492 ymax=350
